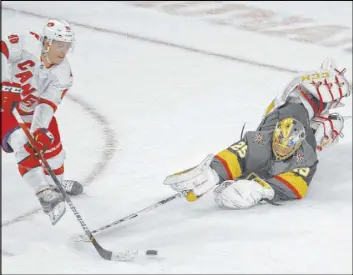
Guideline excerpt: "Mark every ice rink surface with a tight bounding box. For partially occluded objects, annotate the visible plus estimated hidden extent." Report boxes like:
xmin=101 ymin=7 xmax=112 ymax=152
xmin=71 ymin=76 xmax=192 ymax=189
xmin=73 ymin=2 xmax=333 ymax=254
xmin=2 ymin=1 xmax=352 ymax=273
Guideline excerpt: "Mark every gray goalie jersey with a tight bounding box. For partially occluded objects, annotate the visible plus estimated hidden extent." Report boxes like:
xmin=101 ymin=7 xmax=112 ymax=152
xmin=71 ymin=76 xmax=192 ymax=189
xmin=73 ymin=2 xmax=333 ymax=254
xmin=210 ymin=102 xmax=319 ymax=201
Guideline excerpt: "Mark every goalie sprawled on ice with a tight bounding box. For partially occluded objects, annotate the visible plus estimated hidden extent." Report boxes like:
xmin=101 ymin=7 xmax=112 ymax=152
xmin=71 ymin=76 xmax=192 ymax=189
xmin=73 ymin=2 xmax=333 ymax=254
xmin=163 ymin=59 xmax=351 ymax=209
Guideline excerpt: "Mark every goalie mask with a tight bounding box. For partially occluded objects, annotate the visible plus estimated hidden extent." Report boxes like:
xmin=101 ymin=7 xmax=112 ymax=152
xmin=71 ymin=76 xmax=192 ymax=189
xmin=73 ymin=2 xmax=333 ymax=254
xmin=272 ymin=118 xmax=306 ymax=160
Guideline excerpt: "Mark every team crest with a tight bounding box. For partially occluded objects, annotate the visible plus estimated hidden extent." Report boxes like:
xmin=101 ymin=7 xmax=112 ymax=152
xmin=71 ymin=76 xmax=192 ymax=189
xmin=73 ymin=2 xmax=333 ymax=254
xmin=294 ymin=151 xmax=305 ymax=163
xmin=252 ymin=133 xmax=265 ymax=145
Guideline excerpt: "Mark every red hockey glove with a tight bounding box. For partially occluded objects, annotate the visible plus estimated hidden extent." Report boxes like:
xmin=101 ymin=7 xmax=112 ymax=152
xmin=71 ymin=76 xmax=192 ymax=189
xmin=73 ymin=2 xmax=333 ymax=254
xmin=25 ymin=128 xmax=54 ymax=155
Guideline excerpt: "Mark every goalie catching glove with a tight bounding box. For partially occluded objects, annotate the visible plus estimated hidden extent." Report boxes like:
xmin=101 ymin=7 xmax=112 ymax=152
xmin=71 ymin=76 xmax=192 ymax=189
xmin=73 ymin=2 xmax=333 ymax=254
xmin=163 ymin=154 xmax=220 ymax=201
xmin=163 ymin=154 xmax=275 ymax=208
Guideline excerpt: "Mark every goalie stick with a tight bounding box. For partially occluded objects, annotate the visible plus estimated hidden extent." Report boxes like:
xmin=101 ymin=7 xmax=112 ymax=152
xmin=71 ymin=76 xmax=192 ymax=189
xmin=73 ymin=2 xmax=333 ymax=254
xmin=12 ymin=107 xmax=137 ymax=261
xmin=76 ymin=192 xmax=183 ymax=242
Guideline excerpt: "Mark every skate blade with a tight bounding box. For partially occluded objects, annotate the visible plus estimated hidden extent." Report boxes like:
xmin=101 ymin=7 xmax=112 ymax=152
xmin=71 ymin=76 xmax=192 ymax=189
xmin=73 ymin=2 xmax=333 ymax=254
xmin=48 ymin=202 xmax=66 ymax=225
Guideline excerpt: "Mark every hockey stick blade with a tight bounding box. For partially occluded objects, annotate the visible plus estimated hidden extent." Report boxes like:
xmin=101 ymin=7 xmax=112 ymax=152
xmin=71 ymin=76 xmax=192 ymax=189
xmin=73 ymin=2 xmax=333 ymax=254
xmin=89 ymin=235 xmax=138 ymax=261
xmin=12 ymin=107 xmax=137 ymax=261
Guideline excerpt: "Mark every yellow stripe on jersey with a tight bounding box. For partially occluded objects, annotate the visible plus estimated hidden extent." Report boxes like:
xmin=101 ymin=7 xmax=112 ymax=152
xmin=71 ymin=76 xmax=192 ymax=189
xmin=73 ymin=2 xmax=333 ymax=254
xmin=274 ymin=172 xmax=309 ymax=199
xmin=215 ymin=150 xmax=242 ymax=180
xmin=264 ymin=99 xmax=275 ymax=116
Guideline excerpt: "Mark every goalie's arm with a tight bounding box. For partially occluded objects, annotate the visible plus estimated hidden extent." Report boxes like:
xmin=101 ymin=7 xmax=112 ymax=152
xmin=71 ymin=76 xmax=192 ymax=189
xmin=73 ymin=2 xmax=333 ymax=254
xmin=162 ymin=139 xmax=248 ymax=200
xmin=266 ymin=163 xmax=318 ymax=201
xmin=212 ymin=162 xmax=318 ymax=209
xmin=210 ymin=139 xmax=247 ymax=183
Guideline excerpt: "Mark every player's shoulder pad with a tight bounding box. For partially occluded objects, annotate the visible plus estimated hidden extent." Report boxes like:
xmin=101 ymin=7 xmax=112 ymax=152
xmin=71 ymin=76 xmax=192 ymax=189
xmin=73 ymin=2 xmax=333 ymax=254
xmin=50 ymin=59 xmax=73 ymax=89
xmin=23 ymin=31 xmax=42 ymax=53
xmin=243 ymin=130 xmax=273 ymax=146
xmin=4 ymin=31 xmax=42 ymax=61
xmin=2 ymin=32 xmax=24 ymax=61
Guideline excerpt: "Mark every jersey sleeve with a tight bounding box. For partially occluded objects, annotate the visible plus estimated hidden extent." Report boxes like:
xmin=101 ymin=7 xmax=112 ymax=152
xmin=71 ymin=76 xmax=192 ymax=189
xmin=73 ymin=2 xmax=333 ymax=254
xmin=1 ymin=33 xmax=24 ymax=63
xmin=39 ymin=79 xmax=70 ymax=111
xmin=1 ymin=33 xmax=24 ymax=82
xmin=266 ymin=162 xmax=318 ymax=201
xmin=210 ymin=139 xmax=248 ymax=182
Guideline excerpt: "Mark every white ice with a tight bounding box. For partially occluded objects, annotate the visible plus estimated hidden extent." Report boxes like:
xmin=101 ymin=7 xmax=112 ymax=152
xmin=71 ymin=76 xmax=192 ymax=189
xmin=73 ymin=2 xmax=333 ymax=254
xmin=2 ymin=1 xmax=352 ymax=274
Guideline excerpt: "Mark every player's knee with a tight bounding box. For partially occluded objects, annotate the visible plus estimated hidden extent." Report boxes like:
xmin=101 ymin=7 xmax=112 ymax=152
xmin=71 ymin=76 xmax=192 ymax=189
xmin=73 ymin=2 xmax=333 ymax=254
xmin=17 ymin=155 xmax=41 ymax=176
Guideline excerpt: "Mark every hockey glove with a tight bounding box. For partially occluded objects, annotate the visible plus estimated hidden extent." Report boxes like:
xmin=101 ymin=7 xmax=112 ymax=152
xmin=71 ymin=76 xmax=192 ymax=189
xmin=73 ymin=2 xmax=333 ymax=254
xmin=163 ymin=154 xmax=220 ymax=202
xmin=25 ymin=128 xmax=54 ymax=156
xmin=213 ymin=179 xmax=275 ymax=209
xmin=1 ymin=82 xmax=22 ymax=113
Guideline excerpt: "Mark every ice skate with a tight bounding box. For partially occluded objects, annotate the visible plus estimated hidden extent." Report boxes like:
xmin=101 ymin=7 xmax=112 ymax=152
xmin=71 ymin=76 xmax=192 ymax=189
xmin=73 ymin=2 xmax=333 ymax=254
xmin=61 ymin=180 xmax=84 ymax=196
xmin=48 ymin=179 xmax=84 ymax=196
xmin=36 ymin=186 xmax=66 ymax=225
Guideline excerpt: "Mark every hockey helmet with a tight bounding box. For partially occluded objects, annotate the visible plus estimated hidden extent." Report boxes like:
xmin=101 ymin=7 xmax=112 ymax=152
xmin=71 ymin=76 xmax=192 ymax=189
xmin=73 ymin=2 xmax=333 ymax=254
xmin=41 ymin=19 xmax=75 ymax=52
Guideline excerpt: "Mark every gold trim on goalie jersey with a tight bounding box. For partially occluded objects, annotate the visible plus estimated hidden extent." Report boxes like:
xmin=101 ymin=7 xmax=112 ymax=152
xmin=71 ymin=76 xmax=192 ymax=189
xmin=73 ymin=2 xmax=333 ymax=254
xmin=215 ymin=150 xmax=242 ymax=180
xmin=273 ymin=172 xmax=308 ymax=199
xmin=264 ymin=99 xmax=275 ymax=116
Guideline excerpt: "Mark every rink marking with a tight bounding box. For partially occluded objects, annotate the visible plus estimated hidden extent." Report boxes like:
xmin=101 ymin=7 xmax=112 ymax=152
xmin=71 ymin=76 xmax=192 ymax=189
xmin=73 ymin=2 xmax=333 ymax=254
xmin=2 ymin=6 xmax=300 ymax=74
xmin=66 ymin=94 xmax=117 ymax=185
xmin=126 ymin=1 xmax=352 ymax=51
xmin=2 ymin=94 xmax=118 ymax=227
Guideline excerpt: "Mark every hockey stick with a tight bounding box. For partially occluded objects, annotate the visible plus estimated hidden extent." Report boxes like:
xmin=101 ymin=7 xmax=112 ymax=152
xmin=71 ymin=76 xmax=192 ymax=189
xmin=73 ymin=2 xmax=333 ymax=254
xmin=12 ymin=107 xmax=137 ymax=261
xmin=76 ymin=192 xmax=182 ymax=242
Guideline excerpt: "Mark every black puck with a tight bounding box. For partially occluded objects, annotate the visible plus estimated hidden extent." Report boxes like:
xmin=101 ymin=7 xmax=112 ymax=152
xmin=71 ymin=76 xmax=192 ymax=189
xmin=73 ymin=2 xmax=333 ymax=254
xmin=146 ymin=250 xmax=158 ymax=256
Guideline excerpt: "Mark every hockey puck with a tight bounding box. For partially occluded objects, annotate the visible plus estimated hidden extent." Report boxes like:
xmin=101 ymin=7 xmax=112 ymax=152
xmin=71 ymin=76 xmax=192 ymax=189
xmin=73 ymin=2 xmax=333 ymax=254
xmin=146 ymin=250 xmax=158 ymax=256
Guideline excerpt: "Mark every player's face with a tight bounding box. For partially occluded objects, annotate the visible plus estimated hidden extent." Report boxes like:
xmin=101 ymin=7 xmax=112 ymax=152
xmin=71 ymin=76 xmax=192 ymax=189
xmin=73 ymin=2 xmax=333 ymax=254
xmin=47 ymin=40 xmax=72 ymax=64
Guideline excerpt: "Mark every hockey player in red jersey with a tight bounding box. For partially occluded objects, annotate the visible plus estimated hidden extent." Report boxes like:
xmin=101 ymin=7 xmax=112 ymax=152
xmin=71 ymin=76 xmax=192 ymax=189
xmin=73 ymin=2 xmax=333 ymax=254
xmin=163 ymin=59 xmax=351 ymax=209
xmin=1 ymin=19 xmax=83 ymax=225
